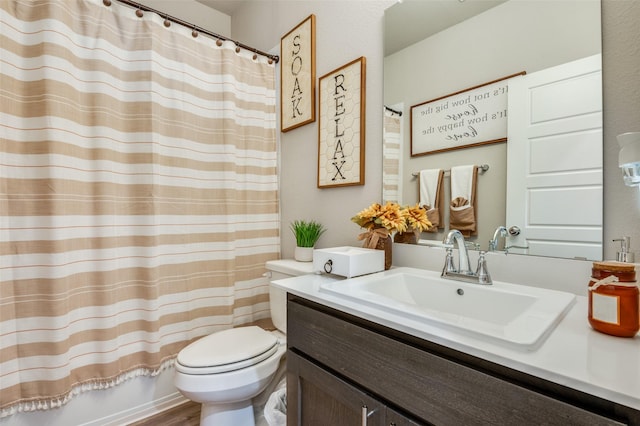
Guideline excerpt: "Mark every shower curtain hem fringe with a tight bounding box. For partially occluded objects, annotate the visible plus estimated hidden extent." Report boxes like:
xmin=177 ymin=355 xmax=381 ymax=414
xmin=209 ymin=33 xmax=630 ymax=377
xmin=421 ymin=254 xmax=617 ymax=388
xmin=0 ymin=357 xmax=177 ymax=419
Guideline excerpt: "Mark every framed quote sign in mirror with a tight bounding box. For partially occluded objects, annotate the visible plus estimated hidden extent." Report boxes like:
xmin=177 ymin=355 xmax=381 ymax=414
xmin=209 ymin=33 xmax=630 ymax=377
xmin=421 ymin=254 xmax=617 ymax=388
xmin=410 ymin=72 xmax=525 ymax=156
xmin=317 ymin=57 xmax=366 ymax=188
xmin=280 ymin=14 xmax=316 ymax=132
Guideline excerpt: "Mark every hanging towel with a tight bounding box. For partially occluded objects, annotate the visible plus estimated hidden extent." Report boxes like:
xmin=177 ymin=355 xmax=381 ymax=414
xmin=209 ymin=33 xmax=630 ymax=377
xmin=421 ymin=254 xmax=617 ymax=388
xmin=419 ymin=169 xmax=444 ymax=232
xmin=449 ymin=165 xmax=478 ymax=237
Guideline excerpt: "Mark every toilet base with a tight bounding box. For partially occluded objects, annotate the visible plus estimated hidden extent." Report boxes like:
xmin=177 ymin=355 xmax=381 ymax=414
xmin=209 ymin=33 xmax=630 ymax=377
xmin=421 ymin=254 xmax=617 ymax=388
xmin=200 ymin=399 xmax=255 ymax=426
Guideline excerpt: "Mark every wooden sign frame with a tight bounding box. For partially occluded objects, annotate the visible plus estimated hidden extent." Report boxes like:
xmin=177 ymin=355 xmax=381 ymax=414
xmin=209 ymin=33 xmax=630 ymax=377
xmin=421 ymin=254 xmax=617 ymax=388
xmin=317 ymin=57 xmax=366 ymax=188
xmin=280 ymin=14 xmax=316 ymax=132
xmin=410 ymin=72 xmax=525 ymax=157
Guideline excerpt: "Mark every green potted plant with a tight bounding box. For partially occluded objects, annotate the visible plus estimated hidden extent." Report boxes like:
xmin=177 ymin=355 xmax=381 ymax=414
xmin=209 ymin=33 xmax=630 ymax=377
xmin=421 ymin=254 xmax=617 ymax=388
xmin=290 ymin=220 xmax=326 ymax=262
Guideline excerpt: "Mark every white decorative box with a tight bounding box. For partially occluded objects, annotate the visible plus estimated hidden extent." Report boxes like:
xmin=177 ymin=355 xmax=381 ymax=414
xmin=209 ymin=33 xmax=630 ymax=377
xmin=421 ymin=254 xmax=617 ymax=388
xmin=312 ymin=246 xmax=385 ymax=278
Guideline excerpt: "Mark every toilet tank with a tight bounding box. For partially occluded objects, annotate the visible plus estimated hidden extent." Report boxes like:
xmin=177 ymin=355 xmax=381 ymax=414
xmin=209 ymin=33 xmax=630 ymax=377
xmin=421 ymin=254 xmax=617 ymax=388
xmin=265 ymin=260 xmax=313 ymax=333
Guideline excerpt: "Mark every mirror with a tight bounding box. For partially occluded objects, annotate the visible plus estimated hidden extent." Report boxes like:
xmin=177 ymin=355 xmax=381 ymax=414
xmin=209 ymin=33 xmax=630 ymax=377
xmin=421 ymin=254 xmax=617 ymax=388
xmin=383 ymin=0 xmax=602 ymax=260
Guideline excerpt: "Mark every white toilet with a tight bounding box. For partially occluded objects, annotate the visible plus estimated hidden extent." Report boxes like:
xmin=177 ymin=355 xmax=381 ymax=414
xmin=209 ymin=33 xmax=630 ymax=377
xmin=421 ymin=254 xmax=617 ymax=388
xmin=173 ymin=259 xmax=313 ymax=426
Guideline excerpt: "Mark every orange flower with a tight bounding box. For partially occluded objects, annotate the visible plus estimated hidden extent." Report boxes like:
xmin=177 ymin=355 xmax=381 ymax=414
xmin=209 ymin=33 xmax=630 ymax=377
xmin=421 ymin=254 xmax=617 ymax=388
xmin=351 ymin=202 xmax=430 ymax=233
xmin=404 ymin=203 xmax=431 ymax=232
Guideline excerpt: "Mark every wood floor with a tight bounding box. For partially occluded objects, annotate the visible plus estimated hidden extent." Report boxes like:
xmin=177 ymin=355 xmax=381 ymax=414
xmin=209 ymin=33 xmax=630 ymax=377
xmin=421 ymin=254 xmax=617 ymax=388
xmin=128 ymin=401 xmax=201 ymax=426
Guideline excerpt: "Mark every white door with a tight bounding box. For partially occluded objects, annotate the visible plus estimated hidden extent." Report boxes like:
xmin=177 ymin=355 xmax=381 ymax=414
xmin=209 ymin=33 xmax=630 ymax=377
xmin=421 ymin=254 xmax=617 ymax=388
xmin=506 ymin=54 xmax=602 ymax=260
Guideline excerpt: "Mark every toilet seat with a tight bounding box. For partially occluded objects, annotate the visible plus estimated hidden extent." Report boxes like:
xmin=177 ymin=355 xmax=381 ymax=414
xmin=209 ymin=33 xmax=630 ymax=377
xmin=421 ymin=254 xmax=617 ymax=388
xmin=175 ymin=326 xmax=279 ymax=375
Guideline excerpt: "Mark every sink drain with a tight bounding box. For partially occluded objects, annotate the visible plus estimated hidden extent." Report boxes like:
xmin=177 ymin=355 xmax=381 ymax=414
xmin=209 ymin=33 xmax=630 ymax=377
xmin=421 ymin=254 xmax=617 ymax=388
xmin=456 ymin=288 xmax=464 ymax=296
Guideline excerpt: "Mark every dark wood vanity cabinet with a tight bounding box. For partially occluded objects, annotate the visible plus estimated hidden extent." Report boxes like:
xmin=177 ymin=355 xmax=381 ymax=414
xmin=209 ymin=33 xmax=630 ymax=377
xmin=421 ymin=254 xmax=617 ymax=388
xmin=286 ymin=295 xmax=639 ymax=426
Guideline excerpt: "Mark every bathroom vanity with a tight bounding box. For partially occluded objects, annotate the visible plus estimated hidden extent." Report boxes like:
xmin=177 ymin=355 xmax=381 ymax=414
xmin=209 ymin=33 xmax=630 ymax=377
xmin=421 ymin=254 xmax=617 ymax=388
xmin=274 ymin=270 xmax=640 ymax=425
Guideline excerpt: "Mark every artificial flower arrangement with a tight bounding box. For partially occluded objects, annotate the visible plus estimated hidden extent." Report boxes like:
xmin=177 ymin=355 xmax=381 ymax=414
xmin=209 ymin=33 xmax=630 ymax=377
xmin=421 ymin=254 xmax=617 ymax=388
xmin=351 ymin=202 xmax=431 ymax=249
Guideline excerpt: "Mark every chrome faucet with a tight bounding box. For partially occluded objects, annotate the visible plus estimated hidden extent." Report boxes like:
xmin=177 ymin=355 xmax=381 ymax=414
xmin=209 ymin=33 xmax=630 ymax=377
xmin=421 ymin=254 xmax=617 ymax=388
xmin=443 ymin=229 xmax=472 ymax=274
xmin=441 ymin=229 xmax=492 ymax=285
xmin=488 ymin=226 xmax=508 ymax=251
xmin=489 ymin=225 xmax=529 ymax=254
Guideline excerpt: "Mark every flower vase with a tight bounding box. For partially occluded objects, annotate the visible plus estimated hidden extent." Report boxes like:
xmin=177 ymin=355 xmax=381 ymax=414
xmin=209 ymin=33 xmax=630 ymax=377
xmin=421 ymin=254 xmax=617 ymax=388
xmin=376 ymin=235 xmax=392 ymax=270
xmin=393 ymin=230 xmax=418 ymax=244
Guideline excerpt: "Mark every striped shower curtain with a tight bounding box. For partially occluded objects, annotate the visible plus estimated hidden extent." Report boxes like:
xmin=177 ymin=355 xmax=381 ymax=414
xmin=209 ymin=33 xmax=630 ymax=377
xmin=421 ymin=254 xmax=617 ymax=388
xmin=382 ymin=108 xmax=402 ymax=204
xmin=0 ymin=0 xmax=278 ymax=416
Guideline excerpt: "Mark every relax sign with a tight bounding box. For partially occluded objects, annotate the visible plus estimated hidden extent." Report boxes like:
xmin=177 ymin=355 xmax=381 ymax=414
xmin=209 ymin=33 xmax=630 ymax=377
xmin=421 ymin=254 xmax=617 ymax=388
xmin=318 ymin=57 xmax=366 ymax=188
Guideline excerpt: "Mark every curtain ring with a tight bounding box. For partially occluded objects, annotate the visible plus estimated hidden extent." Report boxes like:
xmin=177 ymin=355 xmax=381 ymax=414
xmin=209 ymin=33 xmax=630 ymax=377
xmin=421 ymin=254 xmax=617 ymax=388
xmin=268 ymin=59 xmax=273 ymax=65
xmin=164 ymin=17 xmax=171 ymax=28
xmin=192 ymin=27 xmax=198 ymax=38
xmin=102 ymin=0 xmax=111 ymax=6
xmin=216 ymin=39 xmax=223 ymax=47
xmin=252 ymin=54 xmax=258 ymax=60
xmin=235 ymin=46 xmax=241 ymax=53
xmin=135 ymin=8 xmax=143 ymax=18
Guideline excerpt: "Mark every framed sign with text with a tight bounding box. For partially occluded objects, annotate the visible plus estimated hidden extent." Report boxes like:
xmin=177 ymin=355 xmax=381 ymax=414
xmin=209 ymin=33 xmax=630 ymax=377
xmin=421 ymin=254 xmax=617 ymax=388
xmin=410 ymin=72 xmax=525 ymax=157
xmin=280 ymin=14 xmax=316 ymax=132
xmin=318 ymin=57 xmax=366 ymax=188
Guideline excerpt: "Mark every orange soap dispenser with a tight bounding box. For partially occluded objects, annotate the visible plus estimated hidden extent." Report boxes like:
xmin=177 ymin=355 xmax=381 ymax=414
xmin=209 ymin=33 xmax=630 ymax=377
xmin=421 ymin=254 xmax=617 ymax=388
xmin=588 ymin=238 xmax=638 ymax=337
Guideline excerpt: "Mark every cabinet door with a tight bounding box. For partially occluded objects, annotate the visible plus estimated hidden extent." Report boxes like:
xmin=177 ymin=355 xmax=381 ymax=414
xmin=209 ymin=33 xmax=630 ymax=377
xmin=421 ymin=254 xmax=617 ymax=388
xmin=287 ymin=351 xmax=386 ymax=426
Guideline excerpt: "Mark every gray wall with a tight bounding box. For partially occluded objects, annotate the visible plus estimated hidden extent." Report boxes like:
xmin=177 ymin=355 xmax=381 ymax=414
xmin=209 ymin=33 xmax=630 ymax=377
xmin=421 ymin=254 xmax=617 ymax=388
xmin=143 ymin=0 xmax=230 ymax=35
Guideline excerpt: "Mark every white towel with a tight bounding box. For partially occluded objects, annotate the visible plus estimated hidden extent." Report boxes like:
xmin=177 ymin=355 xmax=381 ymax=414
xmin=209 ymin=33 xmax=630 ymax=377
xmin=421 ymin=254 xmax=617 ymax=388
xmin=419 ymin=169 xmax=441 ymax=208
xmin=450 ymin=165 xmax=475 ymax=206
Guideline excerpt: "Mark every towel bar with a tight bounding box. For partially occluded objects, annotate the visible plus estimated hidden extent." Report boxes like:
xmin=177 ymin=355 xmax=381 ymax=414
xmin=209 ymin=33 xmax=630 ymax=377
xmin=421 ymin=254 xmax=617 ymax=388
xmin=411 ymin=164 xmax=489 ymax=178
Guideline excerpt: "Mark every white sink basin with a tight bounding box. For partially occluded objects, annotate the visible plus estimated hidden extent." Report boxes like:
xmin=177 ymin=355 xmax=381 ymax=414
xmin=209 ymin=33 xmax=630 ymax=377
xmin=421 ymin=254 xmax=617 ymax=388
xmin=320 ymin=267 xmax=575 ymax=350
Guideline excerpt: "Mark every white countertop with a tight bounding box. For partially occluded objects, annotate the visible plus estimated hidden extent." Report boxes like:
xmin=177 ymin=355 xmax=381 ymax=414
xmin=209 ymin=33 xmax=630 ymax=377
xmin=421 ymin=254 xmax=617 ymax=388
xmin=272 ymin=268 xmax=640 ymax=412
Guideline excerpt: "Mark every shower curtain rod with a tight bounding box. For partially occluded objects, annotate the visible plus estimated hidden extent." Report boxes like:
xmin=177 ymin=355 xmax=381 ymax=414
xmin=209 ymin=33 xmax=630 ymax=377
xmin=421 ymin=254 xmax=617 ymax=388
xmin=108 ymin=0 xmax=280 ymax=64
xmin=385 ymin=105 xmax=402 ymax=116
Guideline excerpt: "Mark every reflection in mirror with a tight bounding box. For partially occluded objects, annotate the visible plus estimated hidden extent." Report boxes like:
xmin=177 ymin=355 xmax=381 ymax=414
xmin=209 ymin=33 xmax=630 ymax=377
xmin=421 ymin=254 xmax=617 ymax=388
xmin=383 ymin=0 xmax=602 ymax=260
xmin=383 ymin=106 xmax=403 ymax=205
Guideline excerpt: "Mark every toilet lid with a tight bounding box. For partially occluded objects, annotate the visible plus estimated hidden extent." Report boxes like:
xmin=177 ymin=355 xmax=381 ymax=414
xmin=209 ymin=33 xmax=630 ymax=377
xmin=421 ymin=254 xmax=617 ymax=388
xmin=176 ymin=326 xmax=278 ymax=373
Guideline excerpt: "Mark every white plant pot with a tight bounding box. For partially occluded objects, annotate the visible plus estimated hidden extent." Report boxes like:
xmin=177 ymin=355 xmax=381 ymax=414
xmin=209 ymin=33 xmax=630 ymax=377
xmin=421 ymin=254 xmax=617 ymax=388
xmin=294 ymin=246 xmax=314 ymax=262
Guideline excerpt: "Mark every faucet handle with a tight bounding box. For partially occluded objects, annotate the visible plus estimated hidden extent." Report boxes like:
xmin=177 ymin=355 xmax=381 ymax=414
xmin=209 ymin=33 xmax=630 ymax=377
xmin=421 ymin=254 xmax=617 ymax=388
xmin=443 ymin=247 xmax=456 ymax=274
xmin=475 ymin=251 xmax=492 ymax=285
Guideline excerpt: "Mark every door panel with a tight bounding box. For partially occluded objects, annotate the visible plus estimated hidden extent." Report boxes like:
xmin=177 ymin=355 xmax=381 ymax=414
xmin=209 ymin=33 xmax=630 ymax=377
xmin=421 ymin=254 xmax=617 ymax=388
xmin=506 ymin=54 xmax=602 ymax=260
